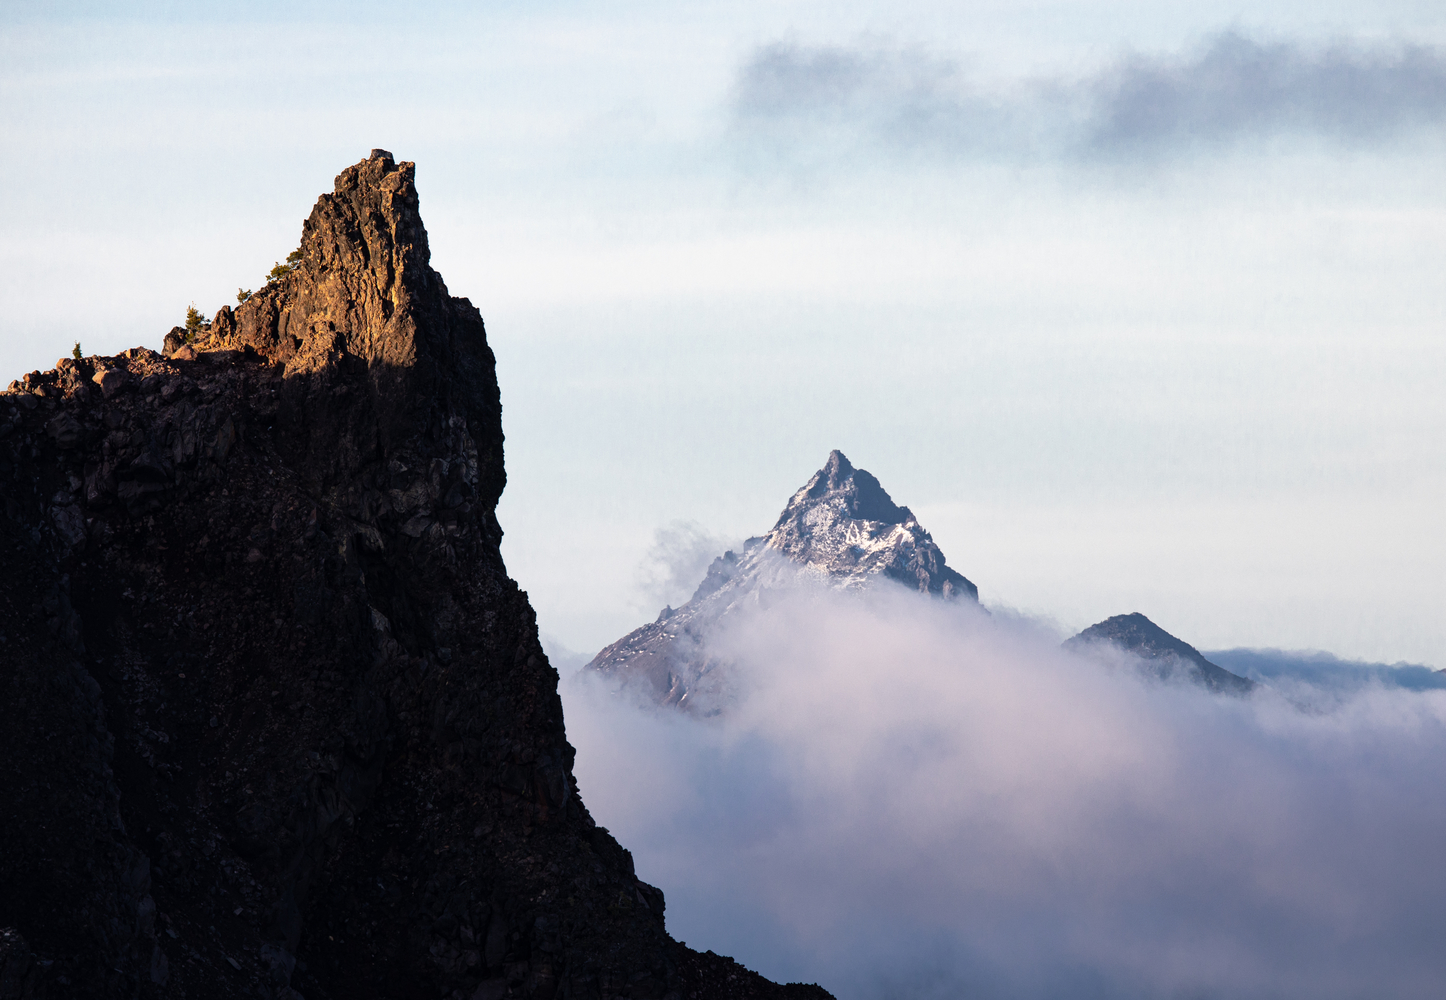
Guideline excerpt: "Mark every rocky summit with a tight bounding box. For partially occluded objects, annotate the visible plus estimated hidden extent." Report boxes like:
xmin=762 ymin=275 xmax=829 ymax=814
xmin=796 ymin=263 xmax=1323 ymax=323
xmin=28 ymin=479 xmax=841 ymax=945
xmin=0 ymin=152 xmax=830 ymax=1000
xmin=1065 ymin=613 xmax=1255 ymax=695
xmin=586 ymin=450 xmax=976 ymax=710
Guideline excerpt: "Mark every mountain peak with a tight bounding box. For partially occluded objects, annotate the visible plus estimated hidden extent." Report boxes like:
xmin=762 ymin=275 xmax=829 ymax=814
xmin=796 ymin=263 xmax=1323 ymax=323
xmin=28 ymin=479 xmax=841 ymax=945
xmin=587 ymin=452 xmax=978 ymax=709
xmin=782 ymin=450 xmax=911 ymax=529
xmin=766 ymin=452 xmax=968 ymax=597
xmin=822 ymin=448 xmax=854 ymax=481
xmin=1067 ymin=613 xmax=1254 ymax=695
xmin=163 ymin=151 xmax=505 ymax=507
xmin=173 ymin=153 xmax=486 ymax=389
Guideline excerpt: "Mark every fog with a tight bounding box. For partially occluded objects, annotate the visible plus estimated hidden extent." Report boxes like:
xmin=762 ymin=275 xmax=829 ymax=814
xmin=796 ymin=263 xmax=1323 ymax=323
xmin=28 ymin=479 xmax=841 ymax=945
xmin=560 ymin=583 xmax=1446 ymax=999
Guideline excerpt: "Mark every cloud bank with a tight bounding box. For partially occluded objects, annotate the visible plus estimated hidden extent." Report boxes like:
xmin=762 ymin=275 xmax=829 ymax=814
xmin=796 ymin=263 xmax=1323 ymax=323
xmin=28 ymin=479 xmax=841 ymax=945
xmin=562 ymin=583 xmax=1446 ymax=999
xmin=732 ymin=31 xmax=1446 ymax=165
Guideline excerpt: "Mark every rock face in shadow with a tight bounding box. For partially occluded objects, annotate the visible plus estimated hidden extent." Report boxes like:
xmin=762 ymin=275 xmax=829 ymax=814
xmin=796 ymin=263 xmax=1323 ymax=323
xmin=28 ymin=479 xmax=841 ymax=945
xmin=0 ymin=152 xmax=831 ymax=1000
xmin=586 ymin=449 xmax=976 ymax=711
xmin=1065 ymin=613 xmax=1255 ymax=695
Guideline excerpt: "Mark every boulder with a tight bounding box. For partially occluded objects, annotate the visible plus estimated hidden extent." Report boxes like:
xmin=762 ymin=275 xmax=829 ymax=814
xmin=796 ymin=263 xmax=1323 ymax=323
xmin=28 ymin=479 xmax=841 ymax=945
xmin=90 ymin=367 xmax=128 ymax=398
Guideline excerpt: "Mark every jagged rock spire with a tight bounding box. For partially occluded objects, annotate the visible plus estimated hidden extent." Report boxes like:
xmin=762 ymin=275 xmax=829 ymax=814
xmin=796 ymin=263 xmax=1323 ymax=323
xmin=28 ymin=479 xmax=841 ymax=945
xmin=204 ymin=153 xmax=439 ymax=372
xmin=176 ymin=152 xmax=504 ymax=514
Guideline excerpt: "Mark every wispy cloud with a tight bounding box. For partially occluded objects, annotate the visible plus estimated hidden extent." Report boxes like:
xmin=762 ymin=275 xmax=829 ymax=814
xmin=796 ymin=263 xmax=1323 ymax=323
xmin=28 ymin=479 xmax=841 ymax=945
xmin=731 ymin=31 xmax=1446 ymax=166
xmin=633 ymin=520 xmax=738 ymax=614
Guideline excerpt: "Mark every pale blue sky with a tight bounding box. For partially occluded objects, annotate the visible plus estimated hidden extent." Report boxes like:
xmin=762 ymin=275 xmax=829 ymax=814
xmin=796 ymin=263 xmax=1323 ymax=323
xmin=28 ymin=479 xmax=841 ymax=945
xmin=4 ymin=0 xmax=1444 ymax=663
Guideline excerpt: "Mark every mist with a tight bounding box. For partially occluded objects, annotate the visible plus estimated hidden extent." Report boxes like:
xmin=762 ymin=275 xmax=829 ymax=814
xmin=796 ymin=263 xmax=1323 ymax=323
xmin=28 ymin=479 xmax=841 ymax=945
xmin=633 ymin=521 xmax=742 ymax=615
xmin=559 ymin=583 xmax=1446 ymax=999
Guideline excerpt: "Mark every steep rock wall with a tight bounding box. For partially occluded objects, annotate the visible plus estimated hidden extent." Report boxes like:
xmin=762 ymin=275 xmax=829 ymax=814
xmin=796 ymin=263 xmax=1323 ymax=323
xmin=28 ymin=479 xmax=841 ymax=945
xmin=0 ymin=153 xmax=829 ymax=1000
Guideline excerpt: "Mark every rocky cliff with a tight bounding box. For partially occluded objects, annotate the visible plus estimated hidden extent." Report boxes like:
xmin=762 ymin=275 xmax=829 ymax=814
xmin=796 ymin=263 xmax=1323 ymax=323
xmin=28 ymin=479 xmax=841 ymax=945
xmin=586 ymin=450 xmax=976 ymax=710
xmin=0 ymin=152 xmax=829 ymax=1000
xmin=1065 ymin=613 xmax=1255 ymax=695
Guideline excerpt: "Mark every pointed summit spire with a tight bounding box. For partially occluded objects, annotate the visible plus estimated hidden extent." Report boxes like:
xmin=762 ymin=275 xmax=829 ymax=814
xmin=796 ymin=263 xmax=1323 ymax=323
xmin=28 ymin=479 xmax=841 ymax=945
xmin=166 ymin=152 xmax=504 ymax=509
xmin=768 ymin=453 xmax=972 ymax=597
xmin=190 ymin=153 xmax=468 ymax=377
xmin=822 ymin=449 xmax=855 ymax=485
xmin=789 ymin=450 xmax=909 ymax=526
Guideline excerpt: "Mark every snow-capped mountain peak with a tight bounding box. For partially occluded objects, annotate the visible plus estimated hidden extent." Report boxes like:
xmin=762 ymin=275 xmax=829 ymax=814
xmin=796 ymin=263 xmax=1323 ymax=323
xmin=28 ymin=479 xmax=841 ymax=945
xmin=762 ymin=449 xmax=975 ymax=600
xmin=586 ymin=450 xmax=976 ymax=709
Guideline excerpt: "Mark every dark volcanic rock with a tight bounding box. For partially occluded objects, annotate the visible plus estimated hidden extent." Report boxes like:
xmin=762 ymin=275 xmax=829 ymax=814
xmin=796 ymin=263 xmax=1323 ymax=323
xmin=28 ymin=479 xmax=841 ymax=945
xmin=1066 ymin=613 xmax=1255 ymax=695
xmin=587 ymin=449 xmax=976 ymax=710
xmin=0 ymin=154 xmax=830 ymax=1000
xmin=0 ymin=928 xmax=46 ymax=999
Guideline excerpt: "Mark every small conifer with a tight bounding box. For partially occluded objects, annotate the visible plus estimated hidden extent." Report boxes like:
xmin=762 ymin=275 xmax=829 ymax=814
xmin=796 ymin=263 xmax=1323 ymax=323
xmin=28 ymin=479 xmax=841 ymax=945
xmin=268 ymin=248 xmax=305 ymax=282
xmin=184 ymin=303 xmax=206 ymax=344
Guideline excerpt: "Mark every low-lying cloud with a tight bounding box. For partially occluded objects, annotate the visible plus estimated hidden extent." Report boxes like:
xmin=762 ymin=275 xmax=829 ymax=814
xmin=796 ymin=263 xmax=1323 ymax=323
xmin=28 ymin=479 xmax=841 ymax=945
xmin=732 ymin=31 xmax=1446 ymax=165
xmin=562 ymin=583 xmax=1446 ymax=999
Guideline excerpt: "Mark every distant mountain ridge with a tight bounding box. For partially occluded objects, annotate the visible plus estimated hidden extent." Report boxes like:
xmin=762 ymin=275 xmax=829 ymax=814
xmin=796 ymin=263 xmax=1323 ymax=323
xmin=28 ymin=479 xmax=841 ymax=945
xmin=1066 ymin=613 xmax=1255 ymax=695
xmin=587 ymin=450 xmax=976 ymax=709
xmin=1204 ymin=648 xmax=1446 ymax=692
